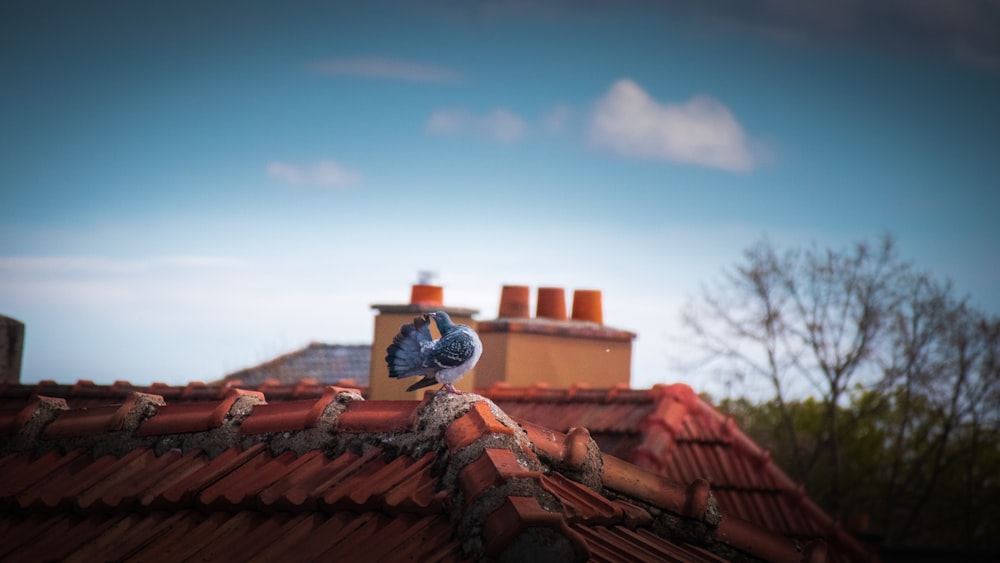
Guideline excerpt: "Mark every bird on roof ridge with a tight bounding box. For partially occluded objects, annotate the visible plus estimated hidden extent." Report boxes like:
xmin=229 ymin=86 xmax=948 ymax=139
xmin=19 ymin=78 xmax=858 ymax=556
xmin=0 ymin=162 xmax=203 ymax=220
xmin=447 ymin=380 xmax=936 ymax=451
xmin=385 ymin=311 xmax=482 ymax=394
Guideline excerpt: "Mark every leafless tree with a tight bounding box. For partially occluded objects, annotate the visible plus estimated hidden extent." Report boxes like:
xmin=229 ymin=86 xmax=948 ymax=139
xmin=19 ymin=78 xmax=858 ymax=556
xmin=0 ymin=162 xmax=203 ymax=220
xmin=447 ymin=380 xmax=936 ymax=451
xmin=684 ymin=236 xmax=904 ymax=490
xmin=683 ymin=235 xmax=1000 ymax=546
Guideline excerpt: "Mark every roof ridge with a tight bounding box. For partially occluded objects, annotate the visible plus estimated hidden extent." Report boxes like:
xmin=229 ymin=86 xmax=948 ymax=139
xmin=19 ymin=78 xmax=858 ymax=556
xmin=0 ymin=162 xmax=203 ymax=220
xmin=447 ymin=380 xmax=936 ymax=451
xmin=478 ymin=381 xmax=654 ymax=403
xmin=0 ymin=378 xmax=369 ymax=404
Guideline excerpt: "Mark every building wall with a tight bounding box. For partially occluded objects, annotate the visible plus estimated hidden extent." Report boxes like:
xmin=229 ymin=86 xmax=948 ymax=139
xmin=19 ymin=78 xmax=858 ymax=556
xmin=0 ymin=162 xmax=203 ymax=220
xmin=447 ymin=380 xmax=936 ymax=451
xmin=477 ymin=328 xmax=632 ymax=389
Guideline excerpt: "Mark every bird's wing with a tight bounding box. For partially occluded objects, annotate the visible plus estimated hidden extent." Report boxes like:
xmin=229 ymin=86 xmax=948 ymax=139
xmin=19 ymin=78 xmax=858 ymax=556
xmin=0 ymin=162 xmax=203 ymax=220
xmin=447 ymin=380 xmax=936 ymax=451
xmin=427 ymin=329 xmax=477 ymax=368
xmin=386 ymin=314 xmax=435 ymax=379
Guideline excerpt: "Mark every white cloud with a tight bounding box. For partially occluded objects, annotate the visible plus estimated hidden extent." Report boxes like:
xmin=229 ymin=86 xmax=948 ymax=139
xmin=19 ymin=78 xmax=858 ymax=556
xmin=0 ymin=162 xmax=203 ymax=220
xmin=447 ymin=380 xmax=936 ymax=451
xmin=589 ymin=79 xmax=758 ymax=172
xmin=311 ymin=57 xmax=462 ymax=83
xmin=267 ymin=160 xmax=362 ymax=188
xmin=426 ymin=108 xmax=528 ymax=143
xmin=542 ymin=104 xmax=572 ymax=134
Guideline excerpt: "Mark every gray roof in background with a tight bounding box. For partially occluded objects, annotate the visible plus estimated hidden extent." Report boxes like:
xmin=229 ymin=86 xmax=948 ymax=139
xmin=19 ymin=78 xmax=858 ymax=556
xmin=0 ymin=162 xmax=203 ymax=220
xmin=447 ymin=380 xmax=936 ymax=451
xmin=221 ymin=343 xmax=371 ymax=386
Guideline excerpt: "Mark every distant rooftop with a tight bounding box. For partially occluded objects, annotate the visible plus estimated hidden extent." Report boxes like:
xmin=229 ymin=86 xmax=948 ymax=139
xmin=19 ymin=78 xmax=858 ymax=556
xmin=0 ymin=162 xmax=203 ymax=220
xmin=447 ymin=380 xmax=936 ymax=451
xmin=219 ymin=343 xmax=371 ymax=387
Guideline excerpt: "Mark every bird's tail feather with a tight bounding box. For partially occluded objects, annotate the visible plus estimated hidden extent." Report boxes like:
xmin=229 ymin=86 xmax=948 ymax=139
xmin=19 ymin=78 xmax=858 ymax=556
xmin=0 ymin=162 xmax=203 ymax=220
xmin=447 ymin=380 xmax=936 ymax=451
xmin=386 ymin=314 xmax=433 ymax=379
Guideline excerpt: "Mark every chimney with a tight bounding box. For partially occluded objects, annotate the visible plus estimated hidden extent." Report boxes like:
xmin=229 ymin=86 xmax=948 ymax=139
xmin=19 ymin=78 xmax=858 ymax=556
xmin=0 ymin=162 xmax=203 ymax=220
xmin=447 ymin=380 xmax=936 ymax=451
xmin=476 ymin=286 xmax=635 ymax=389
xmin=536 ymin=287 xmax=567 ymax=320
xmin=571 ymin=289 xmax=603 ymax=324
xmin=498 ymin=285 xmax=531 ymax=318
xmin=369 ymin=284 xmax=478 ymax=400
xmin=410 ymin=284 xmax=443 ymax=307
xmin=0 ymin=315 xmax=25 ymax=383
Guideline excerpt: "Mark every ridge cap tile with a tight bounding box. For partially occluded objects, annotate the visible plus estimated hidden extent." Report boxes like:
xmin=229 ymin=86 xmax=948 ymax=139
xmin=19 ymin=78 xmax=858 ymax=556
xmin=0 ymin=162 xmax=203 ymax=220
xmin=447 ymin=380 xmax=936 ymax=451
xmin=136 ymin=389 xmax=264 ymax=436
xmin=336 ymin=400 xmax=418 ymax=432
xmin=458 ymin=447 xmax=543 ymax=509
xmin=1 ymin=395 xmax=68 ymax=439
xmin=600 ymin=454 xmax=690 ymax=517
xmin=42 ymin=392 xmax=165 ymax=440
xmin=238 ymin=399 xmax=316 ymax=435
xmin=717 ymin=513 xmax=819 ymax=563
xmin=445 ymin=400 xmax=515 ymax=451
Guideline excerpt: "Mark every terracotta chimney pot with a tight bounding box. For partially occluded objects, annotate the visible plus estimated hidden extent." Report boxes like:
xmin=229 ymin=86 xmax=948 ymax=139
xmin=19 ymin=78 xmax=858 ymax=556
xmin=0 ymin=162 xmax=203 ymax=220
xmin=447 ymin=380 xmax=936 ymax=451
xmin=536 ymin=287 xmax=567 ymax=320
xmin=498 ymin=285 xmax=531 ymax=318
xmin=571 ymin=289 xmax=603 ymax=324
xmin=410 ymin=284 xmax=444 ymax=307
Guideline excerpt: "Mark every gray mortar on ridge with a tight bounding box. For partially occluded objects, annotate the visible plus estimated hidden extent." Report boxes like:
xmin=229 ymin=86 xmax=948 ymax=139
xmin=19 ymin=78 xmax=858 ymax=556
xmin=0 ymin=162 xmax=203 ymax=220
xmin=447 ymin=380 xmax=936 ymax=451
xmin=153 ymin=394 xmax=266 ymax=458
xmin=83 ymin=394 xmax=165 ymax=458
xmin=245 ymin=389 xmax=364 ymax=456
xmin=0 ymin=398 xmax=67 ymax=455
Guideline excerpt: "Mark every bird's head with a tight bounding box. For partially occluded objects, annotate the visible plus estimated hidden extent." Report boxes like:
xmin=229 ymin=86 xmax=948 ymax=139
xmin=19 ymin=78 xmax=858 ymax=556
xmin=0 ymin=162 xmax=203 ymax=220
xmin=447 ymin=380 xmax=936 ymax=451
xmin=428 ymin=311 xmax=455 ymax=332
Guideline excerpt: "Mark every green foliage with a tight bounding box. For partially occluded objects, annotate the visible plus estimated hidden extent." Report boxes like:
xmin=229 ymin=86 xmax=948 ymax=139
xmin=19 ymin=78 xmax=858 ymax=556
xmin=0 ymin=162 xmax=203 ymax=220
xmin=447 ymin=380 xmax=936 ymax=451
xmin=720 ymin=389 xmax=1000 ymax=548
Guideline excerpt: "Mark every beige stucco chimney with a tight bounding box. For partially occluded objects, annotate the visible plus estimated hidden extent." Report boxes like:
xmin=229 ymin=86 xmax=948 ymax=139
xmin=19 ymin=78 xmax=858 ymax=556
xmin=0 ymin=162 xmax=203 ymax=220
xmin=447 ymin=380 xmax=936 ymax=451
xmin=475 ymin=287 xmax=635 ymax=389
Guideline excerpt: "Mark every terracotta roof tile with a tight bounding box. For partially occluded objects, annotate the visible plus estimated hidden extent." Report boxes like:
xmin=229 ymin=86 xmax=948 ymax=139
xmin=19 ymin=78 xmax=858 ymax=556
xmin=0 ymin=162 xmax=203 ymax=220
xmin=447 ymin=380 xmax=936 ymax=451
xmin=445 ymin=400 xmax=515 ymax=450
xmin=0 ymin=386 xmax=825 ymax=562
xmin=336 ymin=399 xmax=418 ymax=432
xmin=137 ymin=388 xmax=264 ymax=436
xmin=238 ymin=385 xmax=355 ymax=435
xmin=577 ymin=525 xmax=730 ymax=563
xmin=482 ymin=382 xmax=879 ymax=563
xmin=539 ymin=472 xmax=623 ymax=524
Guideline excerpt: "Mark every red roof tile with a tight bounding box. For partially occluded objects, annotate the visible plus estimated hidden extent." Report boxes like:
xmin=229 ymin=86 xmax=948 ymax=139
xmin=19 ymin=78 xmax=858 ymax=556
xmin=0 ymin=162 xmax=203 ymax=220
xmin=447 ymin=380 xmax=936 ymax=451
xmin=481 ymin=382 xmax=879 ymax=563
xmin=0 ymin=385 xmax=819 ymax=562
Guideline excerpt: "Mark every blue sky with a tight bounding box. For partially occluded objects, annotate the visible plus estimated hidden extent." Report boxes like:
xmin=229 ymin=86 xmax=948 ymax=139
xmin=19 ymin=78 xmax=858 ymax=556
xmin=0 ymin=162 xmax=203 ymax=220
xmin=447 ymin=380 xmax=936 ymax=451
xmin=2 ymin=1 xmax=999 ymax=392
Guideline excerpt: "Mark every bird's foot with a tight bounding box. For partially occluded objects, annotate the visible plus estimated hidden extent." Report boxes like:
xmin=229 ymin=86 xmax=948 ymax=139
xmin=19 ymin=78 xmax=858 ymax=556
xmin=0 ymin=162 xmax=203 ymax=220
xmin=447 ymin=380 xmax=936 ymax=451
xmin=442 ymin=384 xmax=464 ymax=395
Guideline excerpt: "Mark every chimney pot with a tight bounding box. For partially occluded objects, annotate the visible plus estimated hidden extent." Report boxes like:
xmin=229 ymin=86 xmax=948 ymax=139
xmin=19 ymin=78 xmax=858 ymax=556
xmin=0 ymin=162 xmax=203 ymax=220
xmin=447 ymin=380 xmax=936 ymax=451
xmin=571 ymin=289 xmax=603 ymax=324
xmin=410 ymin=284 xmax=444 ymax=307
xmin=498 ymin=285 xmax=531 ymax=318
xmin=536 ymin=287 xmax=567 ymax=320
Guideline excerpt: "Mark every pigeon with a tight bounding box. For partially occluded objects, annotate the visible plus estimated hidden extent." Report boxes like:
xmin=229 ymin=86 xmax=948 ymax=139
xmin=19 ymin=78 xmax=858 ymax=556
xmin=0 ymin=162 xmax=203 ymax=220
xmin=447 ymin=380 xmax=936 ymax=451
xmin=385 ymin=311 xmax=482 ymax=394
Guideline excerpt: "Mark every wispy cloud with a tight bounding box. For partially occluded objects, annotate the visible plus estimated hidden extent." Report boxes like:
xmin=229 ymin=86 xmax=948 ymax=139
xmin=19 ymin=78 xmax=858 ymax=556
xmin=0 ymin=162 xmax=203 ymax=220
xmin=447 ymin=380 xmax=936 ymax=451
xmin=311 ymin=56 xmax=462 ymax=83
xmin=589 ymin=79 xmax=758 ymax=172
xmin=426 ymin=108 xmax=528 ymax=143
xmin=267 ymin=160 xmax=362 ymax=188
